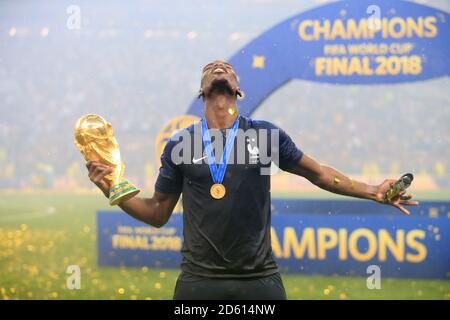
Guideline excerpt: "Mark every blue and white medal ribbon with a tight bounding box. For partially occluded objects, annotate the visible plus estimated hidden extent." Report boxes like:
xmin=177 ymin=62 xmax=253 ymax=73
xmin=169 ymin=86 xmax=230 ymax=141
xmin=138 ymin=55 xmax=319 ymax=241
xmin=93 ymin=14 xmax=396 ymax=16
xmin=201 ymin=115 xmax=240 ymax=199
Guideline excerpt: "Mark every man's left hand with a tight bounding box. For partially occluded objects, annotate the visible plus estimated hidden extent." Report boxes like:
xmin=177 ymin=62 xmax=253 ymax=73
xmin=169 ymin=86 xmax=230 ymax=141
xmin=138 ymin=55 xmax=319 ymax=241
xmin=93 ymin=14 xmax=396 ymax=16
xmin=374 ymin=179 xmax=419 ymax=215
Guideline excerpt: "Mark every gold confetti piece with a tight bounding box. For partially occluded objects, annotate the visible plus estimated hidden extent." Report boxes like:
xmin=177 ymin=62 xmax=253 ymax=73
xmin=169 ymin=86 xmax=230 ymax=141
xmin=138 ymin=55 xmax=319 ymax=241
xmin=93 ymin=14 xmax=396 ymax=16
xmin=323 ymin=288 xmax=330 ymax=295
xmin=429 ymin=208 xmax=439 ymax=218
xmin=29 ymin=265 xmax=39 ymax=275
xmin=334 ymin=177 xmax=340 ymax=184
xmin=154 ymin=283 xmax=161 ymax=290
xmin=252 ymin=55 xmax=265 ymax=69
xmin=339 ymin=293 xmax=347 ymax=299
xmin=141 ymin=266 xmax=148 ymax=273
xmin=117 ymin=288 xmax=125 ymax=295
xmin=228 ymin=107 xmax=235 ymax=115
xmin=159 ymin=272 xmax=166 ymax=278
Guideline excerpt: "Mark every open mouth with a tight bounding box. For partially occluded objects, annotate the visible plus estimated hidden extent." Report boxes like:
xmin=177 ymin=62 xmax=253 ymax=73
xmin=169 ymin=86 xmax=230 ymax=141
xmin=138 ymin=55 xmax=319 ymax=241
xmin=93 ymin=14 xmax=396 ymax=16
xmin=212 ymin=67 xmax=226 ymax=74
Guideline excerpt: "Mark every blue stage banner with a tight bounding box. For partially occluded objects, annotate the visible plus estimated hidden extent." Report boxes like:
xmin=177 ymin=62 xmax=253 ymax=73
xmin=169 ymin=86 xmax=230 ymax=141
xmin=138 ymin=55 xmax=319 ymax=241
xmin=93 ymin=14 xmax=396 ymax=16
xmin=186 ymin=0 xmax=450 ymax=116
xmin=97 ymin=200 xmax=450 ymax=279
xmin=155 ymin=0 xmax=450 ymax=165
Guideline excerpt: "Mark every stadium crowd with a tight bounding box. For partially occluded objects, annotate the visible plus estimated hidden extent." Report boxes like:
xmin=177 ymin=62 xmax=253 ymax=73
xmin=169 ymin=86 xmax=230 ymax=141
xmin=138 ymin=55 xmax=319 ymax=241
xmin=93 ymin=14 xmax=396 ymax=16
xmin=0 ymin=0 xmax=448 ymax=190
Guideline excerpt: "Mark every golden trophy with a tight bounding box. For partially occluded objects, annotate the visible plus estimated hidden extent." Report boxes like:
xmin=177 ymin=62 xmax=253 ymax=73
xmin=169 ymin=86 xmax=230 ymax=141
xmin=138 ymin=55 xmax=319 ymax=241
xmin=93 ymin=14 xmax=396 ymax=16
xmin=74 ymin=114 xmax=140 ymax=205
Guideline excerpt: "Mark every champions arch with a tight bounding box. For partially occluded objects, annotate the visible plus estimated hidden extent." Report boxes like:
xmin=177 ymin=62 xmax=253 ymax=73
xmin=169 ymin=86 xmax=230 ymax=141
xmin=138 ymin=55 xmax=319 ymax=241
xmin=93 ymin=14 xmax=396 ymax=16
xmin=156 ymin=0 xmax=449 ymax=157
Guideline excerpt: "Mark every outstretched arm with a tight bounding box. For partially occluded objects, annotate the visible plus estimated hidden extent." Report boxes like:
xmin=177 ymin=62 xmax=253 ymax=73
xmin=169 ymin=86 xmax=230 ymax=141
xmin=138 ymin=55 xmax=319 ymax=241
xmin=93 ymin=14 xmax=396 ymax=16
xmin=287 ymin=154 xmax=419 ymax=215
xmin=86 ymin=160 xmax=180 ymax=227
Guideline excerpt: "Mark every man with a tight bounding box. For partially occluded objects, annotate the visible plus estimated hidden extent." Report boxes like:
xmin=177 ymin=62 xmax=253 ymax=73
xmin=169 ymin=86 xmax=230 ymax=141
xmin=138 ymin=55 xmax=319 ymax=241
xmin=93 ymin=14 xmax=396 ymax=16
xmin=86 ymin=60 xmax=418 ymax=300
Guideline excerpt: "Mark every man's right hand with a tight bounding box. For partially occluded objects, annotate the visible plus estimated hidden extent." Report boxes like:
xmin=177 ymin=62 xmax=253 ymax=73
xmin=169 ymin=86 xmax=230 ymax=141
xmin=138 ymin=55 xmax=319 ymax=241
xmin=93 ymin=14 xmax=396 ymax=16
xmin=86 ymin=160 xmax=113 ymax=198
xmin=86 ymin=160 xmax=179 ymax=228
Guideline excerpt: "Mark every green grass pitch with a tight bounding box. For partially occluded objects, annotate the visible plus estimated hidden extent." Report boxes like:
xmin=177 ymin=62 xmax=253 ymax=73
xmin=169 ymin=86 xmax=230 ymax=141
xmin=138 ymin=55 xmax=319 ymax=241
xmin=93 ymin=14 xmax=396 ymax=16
xmin=0 ymin=190 xmax=449 ymax=300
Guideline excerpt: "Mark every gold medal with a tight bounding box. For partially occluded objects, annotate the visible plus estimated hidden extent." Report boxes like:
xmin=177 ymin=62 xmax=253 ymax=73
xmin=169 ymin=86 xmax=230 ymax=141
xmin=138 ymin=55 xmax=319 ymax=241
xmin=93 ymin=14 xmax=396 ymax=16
xmin=210 ymin=183 xmax=226 ymax=199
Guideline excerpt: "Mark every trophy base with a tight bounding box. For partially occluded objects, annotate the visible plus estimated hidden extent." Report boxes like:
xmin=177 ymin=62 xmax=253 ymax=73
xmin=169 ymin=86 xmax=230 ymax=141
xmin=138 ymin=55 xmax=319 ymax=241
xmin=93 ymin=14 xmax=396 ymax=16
xmin=109 ymin=179 xmax=140 ymax=206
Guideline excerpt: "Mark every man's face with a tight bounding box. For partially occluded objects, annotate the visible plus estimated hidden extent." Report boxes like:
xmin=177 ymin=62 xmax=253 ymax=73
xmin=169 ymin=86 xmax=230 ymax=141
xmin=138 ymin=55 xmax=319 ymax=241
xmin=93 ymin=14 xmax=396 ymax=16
xmin=200 ymin=60 xmax=239 ymax=98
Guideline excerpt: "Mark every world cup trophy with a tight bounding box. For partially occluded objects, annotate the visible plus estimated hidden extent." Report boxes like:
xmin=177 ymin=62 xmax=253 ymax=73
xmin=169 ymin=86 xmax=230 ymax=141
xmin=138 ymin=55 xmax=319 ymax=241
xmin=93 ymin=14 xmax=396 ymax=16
xmin=74 ymin=114 xmax=140 ymax=205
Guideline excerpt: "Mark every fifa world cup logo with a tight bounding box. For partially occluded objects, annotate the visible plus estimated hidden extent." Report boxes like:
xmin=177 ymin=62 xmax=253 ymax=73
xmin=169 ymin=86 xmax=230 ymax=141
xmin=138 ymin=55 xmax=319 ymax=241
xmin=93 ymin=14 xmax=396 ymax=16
xmin=74 ymin=114 xmax=140 ymax=205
